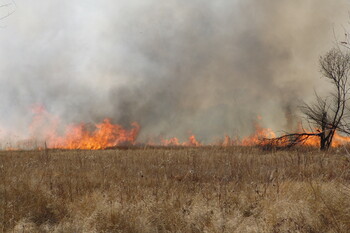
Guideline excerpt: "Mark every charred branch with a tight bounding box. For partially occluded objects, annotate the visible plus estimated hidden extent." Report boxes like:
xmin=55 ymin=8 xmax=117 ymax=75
xmin=258 ymin=132 xmax=322 ymax=150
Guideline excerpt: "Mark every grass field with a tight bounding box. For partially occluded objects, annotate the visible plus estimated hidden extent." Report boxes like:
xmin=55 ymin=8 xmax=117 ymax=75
xmin=1 ymin=147 xmax=350 ymax=232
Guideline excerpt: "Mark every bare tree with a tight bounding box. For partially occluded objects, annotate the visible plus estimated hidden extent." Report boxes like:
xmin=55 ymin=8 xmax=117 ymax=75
xmin=263 ymin=48 xmax=350 ymax=151
xmin=300 ymin=48 xmax=350 ymax=150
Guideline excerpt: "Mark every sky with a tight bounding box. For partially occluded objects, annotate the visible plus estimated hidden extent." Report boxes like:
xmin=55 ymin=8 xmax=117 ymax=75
xmin=0 ymin=0 xmax=350 ymax=142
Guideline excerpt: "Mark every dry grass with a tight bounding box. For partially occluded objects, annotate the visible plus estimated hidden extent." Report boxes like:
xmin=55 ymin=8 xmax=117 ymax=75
xmin=0 ymin=146 xmax=350 ymax=232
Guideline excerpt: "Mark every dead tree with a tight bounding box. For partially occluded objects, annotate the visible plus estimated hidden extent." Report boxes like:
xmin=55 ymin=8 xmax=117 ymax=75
xmin=300 ymin=48 xmax=350 ymax=150
xmin=262 ymin=48 xmax=350 ymax=151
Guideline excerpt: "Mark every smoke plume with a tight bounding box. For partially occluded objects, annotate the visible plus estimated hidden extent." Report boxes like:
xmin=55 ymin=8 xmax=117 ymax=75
xmin=0 ymin=0 xmax=349 ymax=142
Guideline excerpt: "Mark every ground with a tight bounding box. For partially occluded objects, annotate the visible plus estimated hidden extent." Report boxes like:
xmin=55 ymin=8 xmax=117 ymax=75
xmin=1 ymin=147 xmax=350 ymax=232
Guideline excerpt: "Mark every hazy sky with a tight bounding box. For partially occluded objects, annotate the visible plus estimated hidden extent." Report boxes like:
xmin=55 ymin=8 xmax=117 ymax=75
xmin=0 ymin=0 xmax=349 ymax=141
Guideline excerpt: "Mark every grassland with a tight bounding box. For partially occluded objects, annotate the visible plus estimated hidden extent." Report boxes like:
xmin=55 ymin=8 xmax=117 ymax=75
xmin=0 ymin=146 xmax=350 ymax=232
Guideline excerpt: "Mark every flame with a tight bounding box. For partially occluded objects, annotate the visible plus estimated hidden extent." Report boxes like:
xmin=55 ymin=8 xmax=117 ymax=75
xmin=161 ymin=137 xmax=181 ymax=146
xmin=5 ymin=107 xmax=350 ymax=150
xmin=238 ymin=122 xmax=322 ymax=148
xmin=28 ymin=105 xmax=140 ymax=150
xmin=222 ymin=135 xmax=233 ymax=146
xmin=240 ymin=121 xmax=276 ymax=146
xmin=301 ymin=134 xmax=319 ymax=147
xmin=49 ymin=120 xmax=140 ymax=150
xmin=186 ymin=135 xmax=201 ymax=146
xmin=238 ymin=121 xmax=350 ymax=148
xmin=331 ymin=131 xmax=350 ymax=147
xmin=161 ymin=135 xmax=201 ymax=147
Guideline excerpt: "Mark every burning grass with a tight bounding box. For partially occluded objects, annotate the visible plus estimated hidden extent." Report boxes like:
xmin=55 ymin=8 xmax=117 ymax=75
xmin=4 ymin=105 xmax=350 ymax=150
xmin=1 ymin=147 xmax=350 ymax=232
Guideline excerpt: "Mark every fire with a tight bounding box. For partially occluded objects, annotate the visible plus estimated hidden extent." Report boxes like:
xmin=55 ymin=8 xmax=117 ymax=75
xmin=186 ymin=135 xmax=201 ymax=146
xmin=240 ymin=122 xmax=276 ymax=146
xmin=161 ymin=135 xmax=201 ymax=147
xmin=238 ymin=121 xmax=350 ymax=148
xmin=161 ymin=137 xmax=181 ymax=146
xmin=301 ymin=134 xmax=319 ymax=147
xmin=48 ymin=120 xmax=140 ymax=150
xmin=222 ymin=135 xmax=233 ymax=146
xmin=28 ymin=105 xmax=140 ymax=150
xmin=4 ymin=106 xmax=350 ymax=150
xmin=331 ymin=131 xmax=350 ymax=147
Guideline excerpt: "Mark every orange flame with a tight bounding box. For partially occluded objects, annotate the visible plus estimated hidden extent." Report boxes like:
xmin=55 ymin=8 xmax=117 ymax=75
xmin=240 ymin=121 xmax=276 ymax=146
xmin=28 ymin=105 xmax=140 ymax=150
xmin=238 ymin=121 xmax=350 ymax=148
xmin=161 ymin=135 xmax=201 ymax=147
xmin=6 ymin=107 xmax=350 ymax=150
xmin=222 ymin=135 xmax=233 ymax=146
xmin=331 ymin=131 xmax=350 ymax=147
xmin=161 ymin=137 xmax=181 ymax=146
xmin=185 ymin=135 xmax=201 ymax=146
xmin=48 ymin=119 xmax=140 ymax=150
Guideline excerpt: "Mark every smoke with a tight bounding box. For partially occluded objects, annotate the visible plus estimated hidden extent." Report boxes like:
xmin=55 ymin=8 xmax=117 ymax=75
xmin=0 ymin=0 xmax=349 ymax=142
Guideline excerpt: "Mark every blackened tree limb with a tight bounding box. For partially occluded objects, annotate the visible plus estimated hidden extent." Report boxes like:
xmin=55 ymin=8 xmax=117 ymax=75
xmin=260 ymin=132 xmax=322 ymax=150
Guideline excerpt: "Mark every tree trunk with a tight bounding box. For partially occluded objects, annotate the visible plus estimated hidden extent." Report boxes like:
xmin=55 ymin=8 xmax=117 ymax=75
xmin=320 ymin=132 xmax=326 ymax=150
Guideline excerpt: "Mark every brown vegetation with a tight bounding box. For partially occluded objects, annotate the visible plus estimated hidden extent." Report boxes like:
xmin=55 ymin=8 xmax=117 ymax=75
xmin=1 ymin=147 xmax=350 ymax=232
